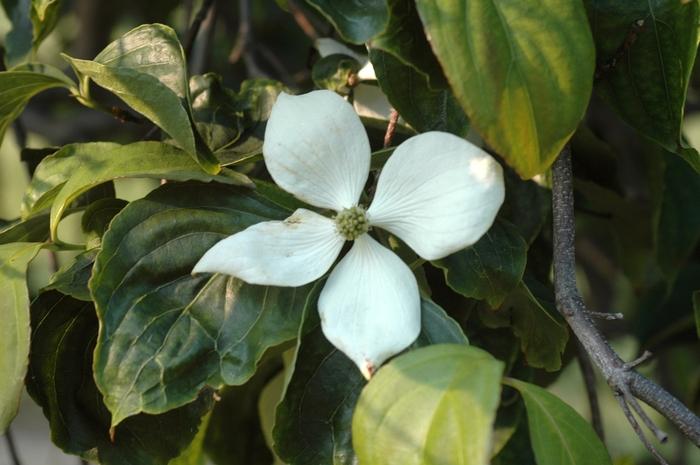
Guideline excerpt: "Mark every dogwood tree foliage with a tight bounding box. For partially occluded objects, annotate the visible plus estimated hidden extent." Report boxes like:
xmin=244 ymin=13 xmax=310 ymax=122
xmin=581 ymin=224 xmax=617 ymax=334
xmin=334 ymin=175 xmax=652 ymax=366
xmin=0 ymin=1 xmax=699 ymax=464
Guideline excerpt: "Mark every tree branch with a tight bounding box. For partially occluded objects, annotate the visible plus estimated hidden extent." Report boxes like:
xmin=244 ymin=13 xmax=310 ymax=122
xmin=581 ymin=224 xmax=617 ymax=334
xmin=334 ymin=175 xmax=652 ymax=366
xmin=3 ymin=428 xmax=22 ymax=465
xmin=551 ymin=145 xmax=700 ymax=463
xmin=183 ymin=0 xmax=216 ymax=60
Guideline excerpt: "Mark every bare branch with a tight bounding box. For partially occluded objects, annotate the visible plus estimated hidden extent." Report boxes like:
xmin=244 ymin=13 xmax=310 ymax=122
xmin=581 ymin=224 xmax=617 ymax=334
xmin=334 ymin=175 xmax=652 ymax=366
xmin=383 ymin=110 xmax=399 ymax=148
xmin=183 ymin=0 xmax=216 ymax=60
xmin=551 ymin=145 xmax=700 ymax=462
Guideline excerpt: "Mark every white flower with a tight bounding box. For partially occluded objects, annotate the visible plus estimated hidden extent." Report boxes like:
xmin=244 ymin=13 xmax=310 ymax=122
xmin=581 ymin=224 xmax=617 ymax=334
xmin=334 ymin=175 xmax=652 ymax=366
xmin=193 ymin=90 xmax=505 ymax=378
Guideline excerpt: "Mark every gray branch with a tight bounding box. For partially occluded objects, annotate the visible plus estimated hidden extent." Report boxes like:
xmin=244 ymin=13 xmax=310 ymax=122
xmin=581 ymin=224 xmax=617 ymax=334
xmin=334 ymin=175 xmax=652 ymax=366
xmin=551 ymin=145 xmax=700 ymax=463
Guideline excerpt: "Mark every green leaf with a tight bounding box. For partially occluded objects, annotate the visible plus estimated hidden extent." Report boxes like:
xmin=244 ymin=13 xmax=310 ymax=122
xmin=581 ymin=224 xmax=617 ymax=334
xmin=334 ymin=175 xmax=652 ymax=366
xmin=81 ymin=198 xmax=129 ymax=247
xmin=20 ymin=141 xmax=251 ymax=241
xmin=312 ymin=54 xmax=360 ymax=93
xmin=26 ymin=290 xmax=213 ymax=465
xmin=205 ymin=360 xmax=280 ymax=465
xmin=587 ymin=0 xmax=700 ymax=172
xmin=0 ymin=63 xmax=73 ymax=143
xmin=433 ymin=219 xmax=528 ymax=308
xmin=353 ymin=344 xmax=504 ymax=465
xmin=491 ymin=414 xmax=536 ymax=465
xmin=1 ymin=0 xmax=33 ymax=66
xmin=370 ymin=49 xmax=469 ymax=137
xmin=274 ymin=297 xmax=466 ymax=465
xmin=190 ymin=74 xmax=245 ymax=153
xmin=306 ymin=0 xmax=389 ymax=44
xmin=43 ymin=248 xmax=97 ymax=301
xmin=63 ymin=24 xmax=220 ymax=174
xmin=371 ymin=0 xmax=446 ymax=88
xmin=0 ymin=241 xmax=42 ymax=433
xmin=89 ymin=182 xmax=314 ymax=426
xmin=504 ymin=378 xmax=613 ymax=465
xmin=505 ymin=279 xmax=569 ymax=372
xmin=0 ymin=213 xmax=49 ymax=244
xmin=30 ymin=0 xmax=61 ymax=46
xmin=416 ymin=0 xmax=595 ymax=178
xmin=212 ymin=79 xmax=286 ymax=166
xmin=655 ymin=153 xmax=700 ymax=281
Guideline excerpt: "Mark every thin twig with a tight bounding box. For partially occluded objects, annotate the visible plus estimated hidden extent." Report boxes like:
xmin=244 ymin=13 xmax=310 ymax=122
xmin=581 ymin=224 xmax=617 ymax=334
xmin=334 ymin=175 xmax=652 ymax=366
xmin=4 ymin=428 xmax=22 ymax=465
xmin=576 ymin=342 xmax=605 ymax=441
xmin=183 ymin=0 xmax=216 ymax=60
xmin=551 ymin=145 xmax=700 ymax=462
xmin=287 ymin=0 xmax=318 ymax=40
xmin=383 ymin=109 xmax=399 ymax=148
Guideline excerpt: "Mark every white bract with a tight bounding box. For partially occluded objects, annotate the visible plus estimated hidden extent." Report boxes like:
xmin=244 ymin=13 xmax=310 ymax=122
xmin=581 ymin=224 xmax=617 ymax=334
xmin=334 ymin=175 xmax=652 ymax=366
xmin=193 ymin=90 xmax=505 ymax=378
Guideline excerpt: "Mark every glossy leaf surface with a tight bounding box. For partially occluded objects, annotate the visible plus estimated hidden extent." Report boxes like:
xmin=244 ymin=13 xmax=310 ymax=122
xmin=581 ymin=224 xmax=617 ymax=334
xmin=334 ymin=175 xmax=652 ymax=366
xmin=416 ymin=0 xmax=595 ymax=178
xmin=90 ymin=182 xmax=314 ymax=426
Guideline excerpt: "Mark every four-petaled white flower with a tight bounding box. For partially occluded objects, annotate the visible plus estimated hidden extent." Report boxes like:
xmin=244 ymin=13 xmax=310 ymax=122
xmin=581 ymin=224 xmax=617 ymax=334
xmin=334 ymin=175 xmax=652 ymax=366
xmin=193 ymin=90 xmax=505 ymax=378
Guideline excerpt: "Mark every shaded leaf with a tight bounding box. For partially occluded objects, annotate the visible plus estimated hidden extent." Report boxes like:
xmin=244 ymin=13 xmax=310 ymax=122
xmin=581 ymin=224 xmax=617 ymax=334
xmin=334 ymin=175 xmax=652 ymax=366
xmin=0 ymin=242 xmax=42 ymax=432
xmin=274 ymin=297 xmax=466 ymax=465
xmin=43 ymin=248 xmax=97 ymax=301
xmin=587 ymin=0 xmax=700 ymax=172
xmin=371 ymin=0 xmax=446 ymax=88
xmin=370 ymin=49 xmax=469 ymax=137
xmin=20 ymin=141 xmax=251 ymax=240
xmin=352 ymin=344 xmax=503 ymax=465
xmin=81 ymin=197 xmax=129 ymax=247
xmin=695 ymin=291 xmax=700 ymax=340
xmin=655 ymin=153 xmax=700 ymax=281
xmin=26 ymin=290 xmax=213 ymax=465
xmin=306 ymin=0 xmax=389 ymax=44
xmin=1 ymin=0 xmax=34 ymax=66
xmin=416 ymin=0 xmax=595 ymax=178
xmin=433 ymin=219 xmax=528 ymax=308
xmin=89 ymin=182 xmax=314 ymax=426
xmin=491 ymin=413 xmax=536 ymax=465
xmin=63 ymin=24 xmax=220 ymax=173
xmin=505 ymin=279 xmax=569 ymax=371
xmin=190 ymin=73 xmax=245 ymax=153
xmin=0 ymin=63 xmax=73 ymax=143
xmin=504 ymin=378 xmax=612 ymax=465
xmin=0 ymin=213 xmax=49 ymax=244
xmin=205 ymin=360 xmax=280 ymax=465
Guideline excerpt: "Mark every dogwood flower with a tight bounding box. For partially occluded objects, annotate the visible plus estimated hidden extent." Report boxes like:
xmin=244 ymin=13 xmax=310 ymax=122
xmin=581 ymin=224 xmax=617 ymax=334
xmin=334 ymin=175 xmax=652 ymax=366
xmin=193 ymin=90 xmax=504 ymax=378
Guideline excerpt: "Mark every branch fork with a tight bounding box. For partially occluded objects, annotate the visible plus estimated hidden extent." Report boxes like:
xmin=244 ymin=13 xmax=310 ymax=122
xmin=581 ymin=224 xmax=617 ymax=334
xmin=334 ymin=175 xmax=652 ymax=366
xmin=551 ymin=145 xmax=700 ymax=464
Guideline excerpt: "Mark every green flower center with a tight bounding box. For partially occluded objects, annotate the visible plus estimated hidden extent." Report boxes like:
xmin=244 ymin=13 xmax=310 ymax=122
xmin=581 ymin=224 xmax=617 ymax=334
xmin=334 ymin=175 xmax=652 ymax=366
xmin=335 ymin=206 xmax=370 ymax=240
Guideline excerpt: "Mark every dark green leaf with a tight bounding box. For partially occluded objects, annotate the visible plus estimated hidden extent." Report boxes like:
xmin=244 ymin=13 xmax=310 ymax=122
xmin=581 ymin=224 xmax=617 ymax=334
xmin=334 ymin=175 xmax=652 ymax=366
xmin=500 ymin=169 xmax=551 ymax=245
xmin=352 ymin=344 xmax=504 ymax=465
xmin=587 ymin=0 xmax=700 ymax=172
xmin=491 ymin=413 xmax=536 ymax=465
xmin=416 ymin=0 xmax=595 ymax=178
xmin=205 ymin=360 xmax=280 ymax=465
xmin=89 ymin=182 xmax=314 ymax=426
xmin=305 ymin=0 xmax=389 ymax=44
xmin=0 ymin=63 xmax=73 ymax=143
xmin=30 ymin=0 xmax=61 ymax=46
xmin=190 ymin=74 xmax=244 ymax=153
xmin=26 ymin=291 xmax=212 ymax=465
xmin=656 ymin=153 xmax=700 ymax=281
xmin=371 ymin=0 xmax=446 ymax=88
xmin=1 ymin=0 xmax=33 ymax=66
xmin=63 ymin=24 xmax=220 ymax=174
xmin=0 ymin=242 xmax=42 ymax=432
xmin=0 ymin=213 xmax=49 ymax=244
xmin=370 ymin=49 xmax=469 ymax=137
xmin=43 ymin=248 xmax=97 ymax=301
xmin=433 ymin=219 xmax=528 ymax=308
xmin=81 ymin=198 xmax=129 ymax=247
xmin=214 ymin=79 xmax=287 ymax=166
xmin=312 ymin=54 xmax=360 ymax=93
xmin=274 ymin=297 xmax=466 ymax=465
xmin=505 ymin=279 xmax=569 ymax=371
xmin=504 ymin=378 xmax=612 ymax=465
xmin=21 ymin=141 xmax=251 ymax=240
